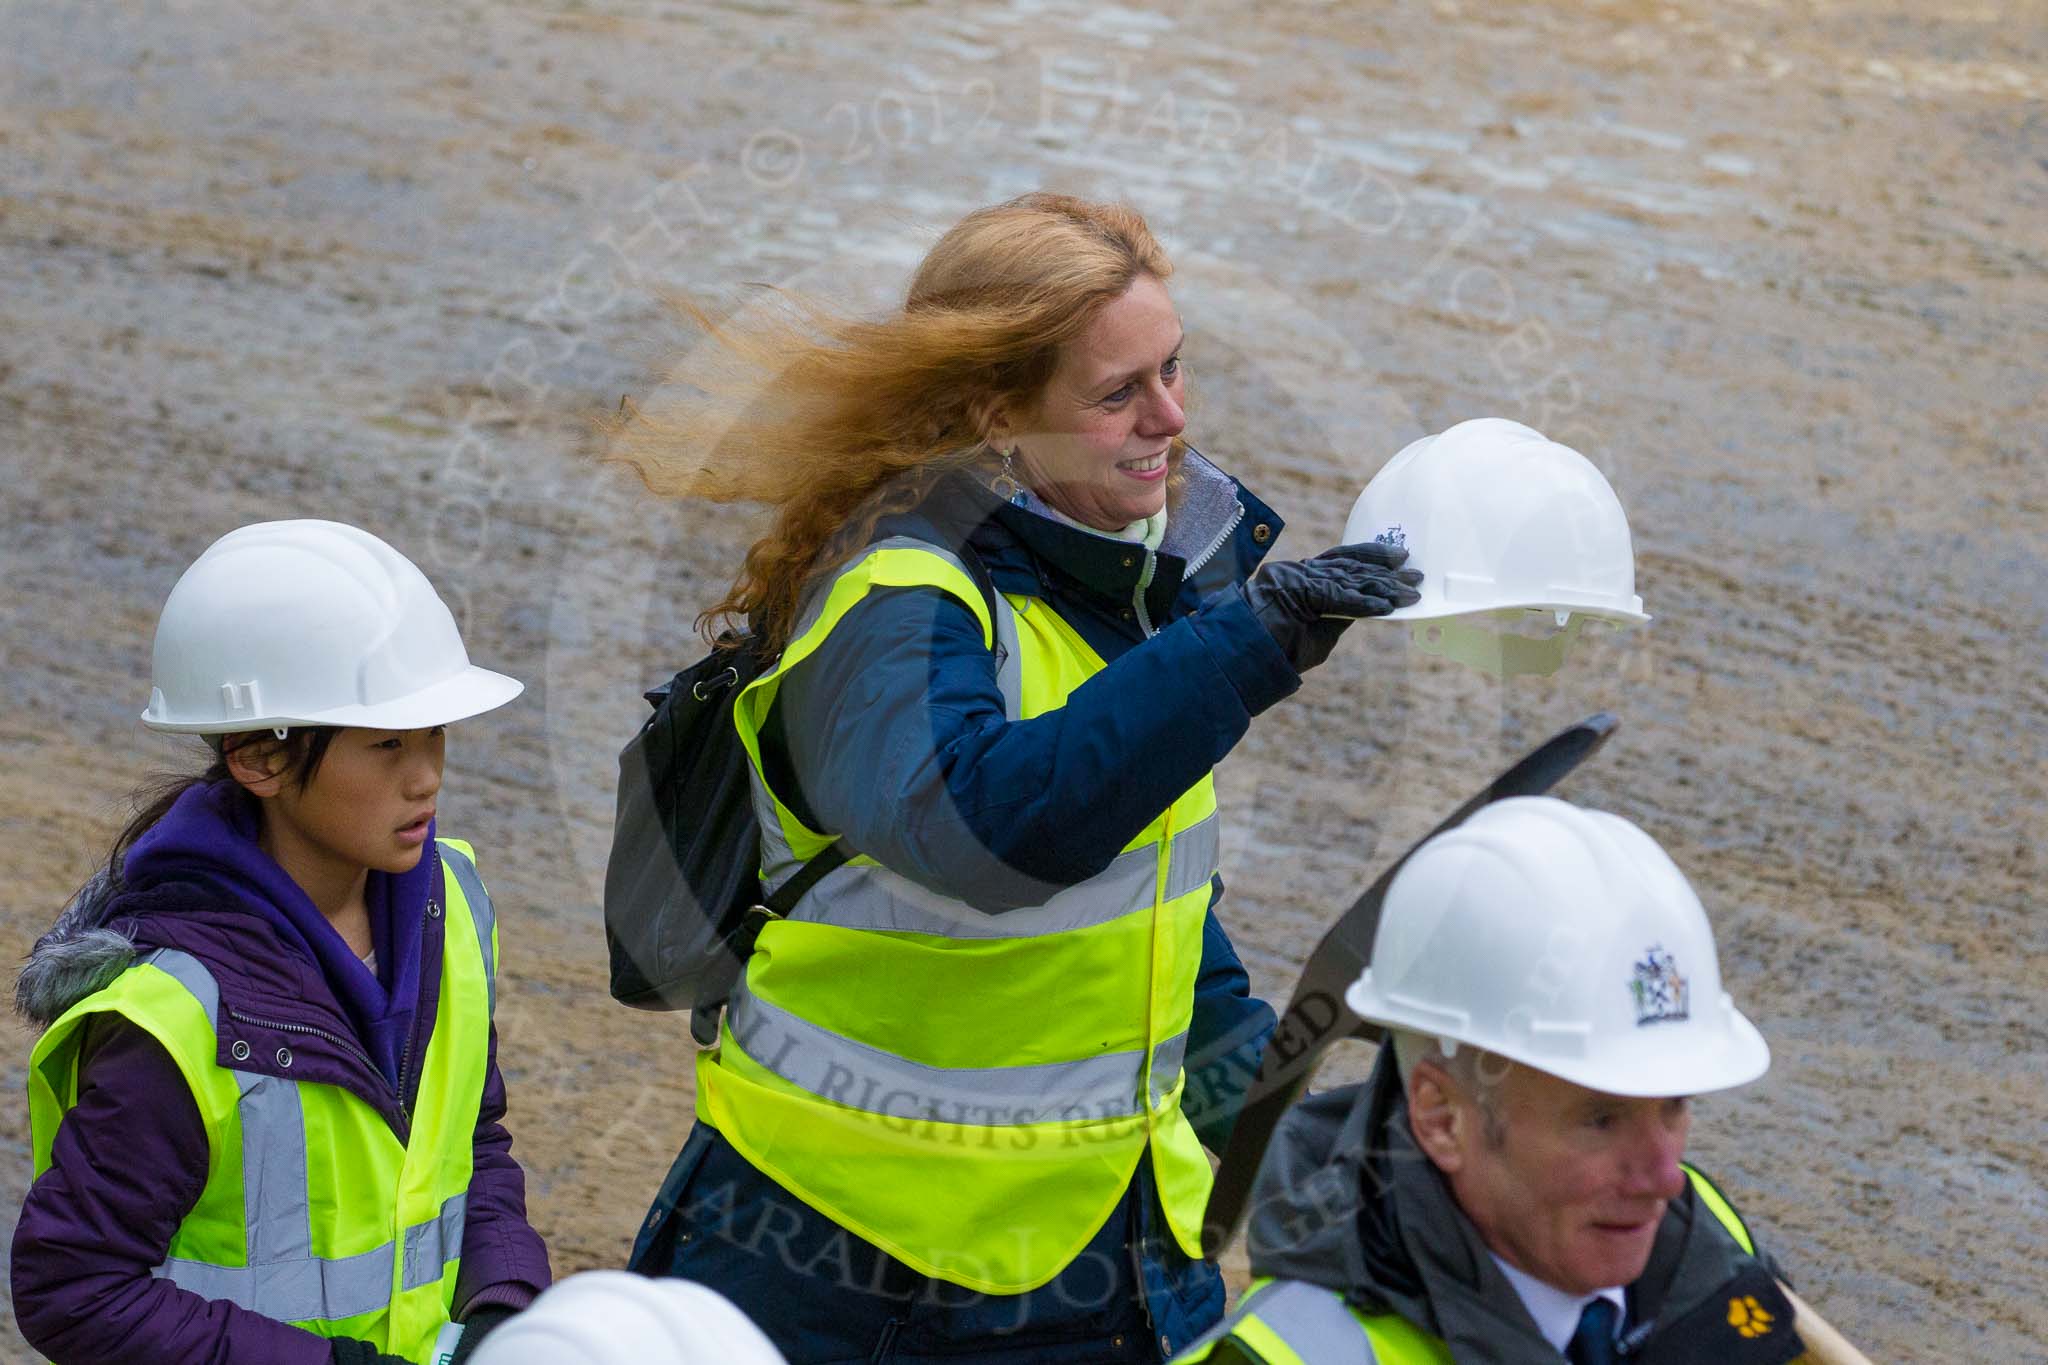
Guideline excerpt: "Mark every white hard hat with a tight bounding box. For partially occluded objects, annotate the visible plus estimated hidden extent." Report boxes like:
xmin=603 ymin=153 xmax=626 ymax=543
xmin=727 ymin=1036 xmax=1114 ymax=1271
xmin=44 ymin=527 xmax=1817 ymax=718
xmin=1343 ymin=419 xmax=1649 ymax=628
xmin=464 ymin=1271 xmax=787 ymax=1365
xmin=141 ymin=520 xmax=521 ymax=734
xmin=1345 ymin=797 xmax=1768 ymax=1098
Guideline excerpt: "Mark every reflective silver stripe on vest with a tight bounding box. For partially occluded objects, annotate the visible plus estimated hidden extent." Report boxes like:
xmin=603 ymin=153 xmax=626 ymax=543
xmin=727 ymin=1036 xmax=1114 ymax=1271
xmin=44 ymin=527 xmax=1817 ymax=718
xmin=144 ymin=947 xmax=221 ymax=1031
xmin=439 ymin=844 xmax=497 ymax=1016
xmin=1232 ymin=1280 xmax=1380 ymax=1365
xmin=1149 ymin=1031 xmax=1189 ymax=1109
xmin=237 ymin=1067 xmax=313 ymax=1270
xmin=152 ymin=947 xmax=327 ymax=1296
xmin=757 ymin=536 xmax=1024 ymax=894
xmin=403 ymin=1192 xmax=468 ymax=1290
xmin=783 ymin=812 xmax=1221 ymax=939
xmin=728 ymin=987 xmax=1191 ymax=1125
xmin=155 ymin=1240 xmax=393 ymax=1321
xmin=138 ymin=949 xmax=466 ymax=1321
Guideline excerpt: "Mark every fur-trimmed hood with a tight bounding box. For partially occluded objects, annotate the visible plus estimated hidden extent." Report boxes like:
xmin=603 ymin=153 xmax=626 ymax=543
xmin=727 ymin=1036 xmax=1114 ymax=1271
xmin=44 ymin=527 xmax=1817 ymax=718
xmin=14 ymin=873 xmax=349 ymax=1035
xmin=16 ymin=869 xmax=139 ymax=1028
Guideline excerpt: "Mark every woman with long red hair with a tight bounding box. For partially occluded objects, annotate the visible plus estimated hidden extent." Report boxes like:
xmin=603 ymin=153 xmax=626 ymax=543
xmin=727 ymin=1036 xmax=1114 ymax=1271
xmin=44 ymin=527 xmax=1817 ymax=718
xmin=617 ymin=192 xmax=1419 ymax=1363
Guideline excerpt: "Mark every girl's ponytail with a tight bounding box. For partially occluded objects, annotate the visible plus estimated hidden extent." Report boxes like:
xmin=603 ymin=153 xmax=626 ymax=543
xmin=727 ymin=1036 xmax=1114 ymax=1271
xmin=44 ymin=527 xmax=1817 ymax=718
xmin=100 ymin=729 xmax=338 ymax=883
xmin=101 ymin=753 xmax=232 ymax=884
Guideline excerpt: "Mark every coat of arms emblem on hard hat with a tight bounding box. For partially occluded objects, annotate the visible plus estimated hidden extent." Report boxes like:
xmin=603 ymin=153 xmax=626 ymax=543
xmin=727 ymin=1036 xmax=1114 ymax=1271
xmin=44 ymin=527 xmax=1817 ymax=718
xmin=1629 ymin=944 xmax=1689 ymax=1026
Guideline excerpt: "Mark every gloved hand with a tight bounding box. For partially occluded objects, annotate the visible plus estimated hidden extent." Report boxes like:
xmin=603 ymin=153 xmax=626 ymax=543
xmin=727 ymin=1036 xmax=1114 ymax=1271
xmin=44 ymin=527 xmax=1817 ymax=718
xmin=1244 ymin=541 xmax=1422 ymax=673
xmin=327 ymin=1338 xmax=411 ymax=1365
xmin=448 ymin=1305 xmax=519 ymax=1363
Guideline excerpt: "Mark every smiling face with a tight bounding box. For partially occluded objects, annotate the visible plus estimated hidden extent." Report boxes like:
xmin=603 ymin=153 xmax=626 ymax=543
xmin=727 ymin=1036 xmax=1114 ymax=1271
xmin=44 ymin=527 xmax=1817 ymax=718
xmin=996 ymin=272 xmax=1187 ymax=531
xmin=1410 ymin=1057 xmax=1692 ymax=1295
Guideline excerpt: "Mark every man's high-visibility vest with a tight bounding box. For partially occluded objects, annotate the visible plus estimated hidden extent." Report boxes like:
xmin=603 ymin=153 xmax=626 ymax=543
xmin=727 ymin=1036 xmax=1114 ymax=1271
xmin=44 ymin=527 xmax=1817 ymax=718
xmin=697 ymin=537 xmax=1221 ymax=1293
xmin=1171 ymin=1166 xmax=1763 ymax=1364
xmin=28 ymin=839 xmax=498 ymax=1361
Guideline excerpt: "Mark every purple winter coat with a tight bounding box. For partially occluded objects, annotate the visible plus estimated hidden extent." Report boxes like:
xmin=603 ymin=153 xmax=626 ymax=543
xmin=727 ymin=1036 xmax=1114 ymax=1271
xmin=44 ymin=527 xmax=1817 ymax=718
xmin=12 ymin=786 xmax=551 ymax=1364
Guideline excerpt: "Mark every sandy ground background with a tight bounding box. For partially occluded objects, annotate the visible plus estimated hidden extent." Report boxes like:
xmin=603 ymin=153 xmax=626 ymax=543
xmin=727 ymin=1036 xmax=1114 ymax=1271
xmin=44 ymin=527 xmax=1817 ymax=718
xmin=2 ymin=0 xmax=2044 ymax=1359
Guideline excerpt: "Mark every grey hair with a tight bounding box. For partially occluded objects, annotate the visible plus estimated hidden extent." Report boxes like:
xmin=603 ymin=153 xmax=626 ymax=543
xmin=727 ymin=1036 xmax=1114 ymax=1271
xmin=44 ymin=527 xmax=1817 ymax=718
xmin=1391 ymin=1029 xmax=1509 ymax=1149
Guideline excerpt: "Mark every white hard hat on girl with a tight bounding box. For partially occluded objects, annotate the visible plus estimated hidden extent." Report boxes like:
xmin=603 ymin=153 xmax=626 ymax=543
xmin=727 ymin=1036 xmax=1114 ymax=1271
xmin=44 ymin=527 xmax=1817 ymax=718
xmin=142 ymin=518 xmax=522 ymax=735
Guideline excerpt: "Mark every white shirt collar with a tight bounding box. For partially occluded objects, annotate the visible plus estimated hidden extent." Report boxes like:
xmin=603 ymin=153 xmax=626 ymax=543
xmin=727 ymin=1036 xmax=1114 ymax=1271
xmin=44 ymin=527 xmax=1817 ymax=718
xmin=1487 ymin=1252 xmax=1627 ymax=1353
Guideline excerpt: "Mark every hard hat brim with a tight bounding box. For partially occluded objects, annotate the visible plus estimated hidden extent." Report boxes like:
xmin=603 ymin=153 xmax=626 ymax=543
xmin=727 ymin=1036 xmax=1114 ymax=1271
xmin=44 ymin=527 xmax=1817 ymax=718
xmin=1523 ymin=1005 xmax=1772 ymax=1099
xmin=141 ymin=665 xmax=524 ymax=734
xmin=1349 ymin=979 xmax=1771 ymax=1099
xmin=1373 ymin=599 xmax=1653 ymax=626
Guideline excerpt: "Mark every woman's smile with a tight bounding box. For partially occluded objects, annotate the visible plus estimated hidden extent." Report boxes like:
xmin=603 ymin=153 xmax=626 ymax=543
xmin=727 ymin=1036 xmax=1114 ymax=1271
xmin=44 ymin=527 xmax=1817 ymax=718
xmin=1003 ymin=272 xmax=1188 ymax=530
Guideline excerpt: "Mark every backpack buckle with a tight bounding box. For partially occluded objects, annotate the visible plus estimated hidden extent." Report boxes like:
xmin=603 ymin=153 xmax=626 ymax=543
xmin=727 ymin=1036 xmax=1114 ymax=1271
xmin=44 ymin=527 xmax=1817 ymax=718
xmin=691 ymin=665 xmax=741 ymax=701
xmin=738 ymin=902 xmax=781 ymax=947
xmin=689 ymin=1006 xmax=722 ymax=1048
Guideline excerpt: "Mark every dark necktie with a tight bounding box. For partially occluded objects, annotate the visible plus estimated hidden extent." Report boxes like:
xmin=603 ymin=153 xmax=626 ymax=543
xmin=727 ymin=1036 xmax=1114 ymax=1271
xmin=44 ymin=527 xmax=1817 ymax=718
xmin=1566 ymin=1297 xmax=1619 ymax=1365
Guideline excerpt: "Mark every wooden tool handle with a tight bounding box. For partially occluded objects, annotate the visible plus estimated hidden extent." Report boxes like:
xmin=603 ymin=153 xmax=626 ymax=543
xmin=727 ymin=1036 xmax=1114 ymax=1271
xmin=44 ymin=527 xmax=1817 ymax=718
xmin=1782 ymin=1282 xmax=1876 ymax=1365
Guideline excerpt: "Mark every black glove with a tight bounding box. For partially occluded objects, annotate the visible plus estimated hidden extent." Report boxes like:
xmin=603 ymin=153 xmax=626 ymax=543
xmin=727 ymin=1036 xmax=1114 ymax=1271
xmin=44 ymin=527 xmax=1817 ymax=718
xmin=1244 ymin=541 xmax=1422 ymax=673
xmin=328 ymin=1339 xmax=410 ymax=1365
xmin=448 ymin=1305 xmax=520 ymax=1364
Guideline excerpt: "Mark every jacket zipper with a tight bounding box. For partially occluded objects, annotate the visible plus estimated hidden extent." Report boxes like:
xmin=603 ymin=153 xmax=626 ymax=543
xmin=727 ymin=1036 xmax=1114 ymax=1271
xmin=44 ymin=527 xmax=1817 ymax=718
xmin=1127 ymin=1237 xmax=1159 ymax=1344
xmin=228 ymin=1007 xmax=380 ymax=1076
xmin=396 ymin=1033 xmax=415 ymax=1121
xmin=1183 ymin=502 xmax=1245 ymax=579
xmin=1127 ymin=1190 xmax=1161 ymax=1348
xmin=393 ymin=895 xmax=434 ymax=1120
xmin=1133 ymin=547 xmax=1159 ymax=638
xmin=228 ymin=1008 xmax=408 ymax=1140
xmin=1143 ymin=500 xmax=1245 ymax=637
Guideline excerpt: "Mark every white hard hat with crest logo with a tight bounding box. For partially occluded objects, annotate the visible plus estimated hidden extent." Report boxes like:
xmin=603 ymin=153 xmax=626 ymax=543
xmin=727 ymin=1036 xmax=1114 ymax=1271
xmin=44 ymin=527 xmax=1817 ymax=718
xmin=1343 ymin=419 xmax=1648 ymax=676
xmin=1344 ymin=797 xmax=1768 ymax=1097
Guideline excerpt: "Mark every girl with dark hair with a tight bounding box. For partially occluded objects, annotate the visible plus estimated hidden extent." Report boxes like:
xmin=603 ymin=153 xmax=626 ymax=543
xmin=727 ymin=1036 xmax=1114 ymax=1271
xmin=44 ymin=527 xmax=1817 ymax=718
xmin=14 ymin=520 xmax=551 ymax=1364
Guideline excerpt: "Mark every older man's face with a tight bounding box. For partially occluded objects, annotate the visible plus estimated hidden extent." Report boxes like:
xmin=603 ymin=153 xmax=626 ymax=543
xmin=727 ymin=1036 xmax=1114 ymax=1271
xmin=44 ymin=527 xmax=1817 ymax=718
xmin=1421 ymin=1060 xmax=1692 ymax=1295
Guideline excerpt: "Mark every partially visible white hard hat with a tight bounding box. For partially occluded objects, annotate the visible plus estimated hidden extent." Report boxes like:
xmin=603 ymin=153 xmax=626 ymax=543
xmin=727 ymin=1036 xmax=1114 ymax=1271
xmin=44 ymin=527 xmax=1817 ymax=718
xmin=1344 ymin=418 xmax=1649 ymax=628
xmin=1345 ymin=797 xmax=1768 ymax=1098
xmin=142 ymin=519 xmax=522 ymax=734
xmin=463 ymin=1271 xmax=787 ymax=1365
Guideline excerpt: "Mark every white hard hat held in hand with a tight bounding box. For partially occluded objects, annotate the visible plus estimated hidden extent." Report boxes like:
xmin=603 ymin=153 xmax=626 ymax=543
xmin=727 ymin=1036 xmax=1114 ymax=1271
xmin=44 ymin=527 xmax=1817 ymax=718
xmin=142 ymin=519 xmax=523 ymax=735
xmin=1345 ymin=797 xmax=1769 ymax=1099
xmin=462 ymin=1271 xmax=788 ymax=1365
xmin=1343 ymin=419 xmax=1649 ymax=676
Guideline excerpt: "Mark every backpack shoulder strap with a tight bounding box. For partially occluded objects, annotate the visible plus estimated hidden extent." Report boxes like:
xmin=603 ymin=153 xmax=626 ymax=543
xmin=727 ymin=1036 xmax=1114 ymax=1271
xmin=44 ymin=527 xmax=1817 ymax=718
xmin=763 ymin=838 xmax=853 ymax=916
xmin=956 ymin=539 xmax=999 ymax=622
xmin=954 ymin=540 xmax=1022 ymax=723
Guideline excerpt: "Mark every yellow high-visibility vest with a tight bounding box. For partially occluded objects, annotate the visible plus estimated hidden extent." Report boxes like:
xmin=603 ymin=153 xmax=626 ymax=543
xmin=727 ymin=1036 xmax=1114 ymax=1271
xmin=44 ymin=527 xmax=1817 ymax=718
xmin=28 ymin=838 xmax=498 ymax=1361
xmin=697 ymin=537 xmax=1220 ymax=1293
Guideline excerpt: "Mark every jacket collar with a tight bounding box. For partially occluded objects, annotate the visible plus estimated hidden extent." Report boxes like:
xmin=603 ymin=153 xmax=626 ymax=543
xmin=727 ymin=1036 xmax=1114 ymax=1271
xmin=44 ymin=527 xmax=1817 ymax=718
xmin=901 ymin=445 xmax=1283 ymax=620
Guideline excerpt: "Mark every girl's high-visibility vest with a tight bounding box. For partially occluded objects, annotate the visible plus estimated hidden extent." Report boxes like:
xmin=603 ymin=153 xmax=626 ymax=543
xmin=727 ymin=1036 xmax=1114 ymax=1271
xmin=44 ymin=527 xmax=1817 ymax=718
xmin=1170 ymin=1167 xmax=1761 ymax=1364
xmin=697 ymin=537 xmax=1220 ymax=1293
xmin=27 ymin=839 xmax=498 ymax=1361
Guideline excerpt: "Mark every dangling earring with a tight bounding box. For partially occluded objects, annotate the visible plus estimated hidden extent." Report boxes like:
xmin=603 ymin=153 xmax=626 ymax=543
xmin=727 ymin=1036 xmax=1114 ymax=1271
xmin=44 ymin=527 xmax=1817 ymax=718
xmin=991 ymin=443 xmax=1024 ymax=502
